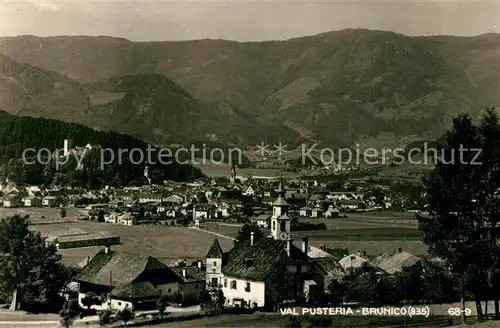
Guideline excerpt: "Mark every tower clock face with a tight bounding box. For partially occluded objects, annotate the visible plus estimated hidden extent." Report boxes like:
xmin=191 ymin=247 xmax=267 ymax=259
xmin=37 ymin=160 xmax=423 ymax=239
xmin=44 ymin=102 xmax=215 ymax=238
xmin=279 ymin=232 xmax=288 ymax=240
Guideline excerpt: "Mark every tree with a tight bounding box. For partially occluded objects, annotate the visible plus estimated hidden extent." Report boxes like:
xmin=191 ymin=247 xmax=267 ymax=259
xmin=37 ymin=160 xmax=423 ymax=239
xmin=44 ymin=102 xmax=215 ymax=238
xmin=118 ymin=306 xmax=134 ymax=326
xmin=418 ymin=114 xmax=488 ymax=323
xmin=235 ymin=223 xmax=264 ymax=244
xmin=477 ymin=108 xmax=500 ymax=319
xmin=80 ymin=292 xmax=100 ymax=311
xmin=156 ymin=295 xmax=168 ymax=320
xmin=0 ymin=215 xmax=71 ymax=312
xmin=214 ymin=288 xmax=225 ymax=315
xmin=99 ymin=309 xmax=112 ymax=327
xmin=60 ymin=208 xmax=67 ymax=219
xmin=59 ymin=298 xmax=79 ymax=328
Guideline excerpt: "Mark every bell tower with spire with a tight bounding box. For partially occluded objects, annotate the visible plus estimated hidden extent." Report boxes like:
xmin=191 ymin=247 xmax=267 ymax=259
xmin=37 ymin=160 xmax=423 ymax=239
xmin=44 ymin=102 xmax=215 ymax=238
xmin=271 ymin=178 xmax=291 ymax=240
xmin=229 ymin=164 xmax=237 ymax=184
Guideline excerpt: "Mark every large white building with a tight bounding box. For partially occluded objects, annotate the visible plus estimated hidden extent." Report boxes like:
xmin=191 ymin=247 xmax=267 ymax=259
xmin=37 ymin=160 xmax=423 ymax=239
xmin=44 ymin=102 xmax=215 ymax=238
xmin=205 ymin=180 xmax=326 ymax=310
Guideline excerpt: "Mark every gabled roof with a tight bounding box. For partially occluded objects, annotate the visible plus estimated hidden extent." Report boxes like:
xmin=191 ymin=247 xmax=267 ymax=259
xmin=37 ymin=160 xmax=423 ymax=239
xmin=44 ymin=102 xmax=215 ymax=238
xmin=111 ymin=281 xmax=160 ymax=299
xmin=222 ymin=238 xmax=310 ymax=281
xmin=76 ymin=250 xmax=167 ymax=287
xmin=206 ymin=239 xmax=224 ymax=258
xmin=377 ymin=251 xmax=421 ymax=275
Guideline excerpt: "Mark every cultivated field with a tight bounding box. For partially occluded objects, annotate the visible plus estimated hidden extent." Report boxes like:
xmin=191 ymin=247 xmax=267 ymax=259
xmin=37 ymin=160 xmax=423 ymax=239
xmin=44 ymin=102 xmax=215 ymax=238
xmin=29 ymin=221 xmax=235 ymax=266
xmin=202 ymin=211 xmax=427 ymax=256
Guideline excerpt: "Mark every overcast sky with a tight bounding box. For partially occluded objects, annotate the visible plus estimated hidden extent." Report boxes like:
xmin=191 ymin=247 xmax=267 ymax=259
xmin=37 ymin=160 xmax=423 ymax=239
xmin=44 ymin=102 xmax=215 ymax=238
xmin=1 ymin=0 xmax=499 ymax=41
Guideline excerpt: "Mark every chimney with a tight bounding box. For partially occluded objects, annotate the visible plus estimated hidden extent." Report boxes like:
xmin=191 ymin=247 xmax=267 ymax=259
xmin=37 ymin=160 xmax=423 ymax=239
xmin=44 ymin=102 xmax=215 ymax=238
xmin=286 ymin=239 xmax=292 ymax=257
xmin=250 ymin=231 xmax=255 ymax=246
xmin=398 ymin=248 xmax=402 ymax=253
xmin=320 ymin=245 xmax=326 ymax=251
xmin=356 ymin=249 xmax=361 ymax=257
xmin=302 ymin=236 xmax=308 ymax=254
xmin=362 ymin=251 xmax=367 ymax=258
xmin=104 ymin=246 xmax=110 ymax=254
xmin=182 ymin=268 xmax=186 ymax=278
xmin=197 ymin=259 xmax=202 ymax=269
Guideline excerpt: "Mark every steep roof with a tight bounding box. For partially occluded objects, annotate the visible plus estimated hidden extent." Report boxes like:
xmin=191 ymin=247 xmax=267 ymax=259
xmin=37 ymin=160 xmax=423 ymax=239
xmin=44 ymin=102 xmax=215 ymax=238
xmin=222 ymin=238 xmax=310 ymax=281
xmin=273 ymin=195 xmax=289 ymax=207
xmin=206 ymin=239 xmax=224 ymax=258
xmin=76 ymin=250 xmax=167 ymax=287
xmin=111 ymin=281 xmax=160 ymax=300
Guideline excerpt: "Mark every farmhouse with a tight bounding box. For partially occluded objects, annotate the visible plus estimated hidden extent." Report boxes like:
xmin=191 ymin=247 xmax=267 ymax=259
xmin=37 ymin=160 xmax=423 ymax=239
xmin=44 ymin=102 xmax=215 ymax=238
xmin=171 ymin=265 xmax=206 ymax=302
xmin=42 ymin=196 xmax=57 ymax=207
xmin=76 ymin=249 xmax=179 ymax=311
xmin=205 ymin=181 xmax=326 ymax=309
xmin=3 ymin=194 xmax=21 ymax=208
xmin=23 ymin=196 xmax=42 ymax=207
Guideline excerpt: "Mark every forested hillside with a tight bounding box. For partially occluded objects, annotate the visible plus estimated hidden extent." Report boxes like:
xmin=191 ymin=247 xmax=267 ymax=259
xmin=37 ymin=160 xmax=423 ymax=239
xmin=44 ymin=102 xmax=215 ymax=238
xmin=0 ymin=111 xmax=203 ymax=187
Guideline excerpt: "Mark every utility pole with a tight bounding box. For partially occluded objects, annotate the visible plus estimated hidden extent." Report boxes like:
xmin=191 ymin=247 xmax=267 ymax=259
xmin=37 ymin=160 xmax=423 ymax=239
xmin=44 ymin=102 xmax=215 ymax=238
xmin=108 ymin=270 xmax=112 ymax=308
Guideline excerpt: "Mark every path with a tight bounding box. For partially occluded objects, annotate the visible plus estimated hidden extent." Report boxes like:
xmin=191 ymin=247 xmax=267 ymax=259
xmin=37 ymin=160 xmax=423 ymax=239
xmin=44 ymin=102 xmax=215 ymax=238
xmin=188 ymin=227 xmax=236 ymax=241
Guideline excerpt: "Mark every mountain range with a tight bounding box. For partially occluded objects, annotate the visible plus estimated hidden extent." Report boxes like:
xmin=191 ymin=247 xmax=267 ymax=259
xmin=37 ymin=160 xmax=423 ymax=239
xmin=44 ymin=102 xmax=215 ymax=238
xmin=1 ymin=29 xmax=499 ymax=151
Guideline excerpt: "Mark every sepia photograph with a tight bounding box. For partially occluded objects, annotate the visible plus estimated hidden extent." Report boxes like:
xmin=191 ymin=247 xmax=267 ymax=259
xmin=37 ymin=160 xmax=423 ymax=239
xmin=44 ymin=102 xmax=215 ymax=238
xmin=0 ymin=0 xmax=499 ymax=327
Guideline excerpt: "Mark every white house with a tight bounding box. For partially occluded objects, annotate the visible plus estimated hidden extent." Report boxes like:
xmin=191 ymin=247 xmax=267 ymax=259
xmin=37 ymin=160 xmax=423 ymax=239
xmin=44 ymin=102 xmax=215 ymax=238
xmin=242 ymin=186 xmax=255 ymax=197
xmin=3 ymin=195 xmax=21 ymax=208
xmin=42 ymin=196 xmax=57 ymax=207
xmin=104 ymin=212 xmax=120 ymax=224
xmin=118 ymin=213 xmax=135 ymax=226
xmin=23 ymin=196 xmax=42 ymax=207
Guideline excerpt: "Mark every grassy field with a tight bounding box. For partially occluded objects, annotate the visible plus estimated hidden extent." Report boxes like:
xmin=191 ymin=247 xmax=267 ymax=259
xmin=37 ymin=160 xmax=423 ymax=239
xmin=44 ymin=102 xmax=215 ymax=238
xmin=201 ymin=211 xmax=427 ymax=256
xmin=30 ymin=221 xmax=235 ymax=266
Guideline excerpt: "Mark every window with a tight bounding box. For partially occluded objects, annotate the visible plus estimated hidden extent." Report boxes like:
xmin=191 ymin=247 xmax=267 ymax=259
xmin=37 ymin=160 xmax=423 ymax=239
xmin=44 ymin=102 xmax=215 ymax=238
xmin=168 ymin=288 xmax=171 ymax=293
xmin=211 ymin=278 xmax=218 ymax=287
xmin=195 ymin=284 xmax=198 ymax=289
xmin=212 ymin=268 xmax=216 ymax=273
xmin=272 ymin=221 xmax=276 ymax=230
xmin=180 ymin=287 xmax=183 ymax=292
xmin=231 ymin=280 xmax=237 ymax=290
xmin=213 ymin=261 xmax=217 ymax=267
xmin=245 ymin=282 xmax=251 ymax=292
xmin=224 ymin=279 xmax=227 ymax=287
xmin=118 ymin=302 xmax=122 ymax=306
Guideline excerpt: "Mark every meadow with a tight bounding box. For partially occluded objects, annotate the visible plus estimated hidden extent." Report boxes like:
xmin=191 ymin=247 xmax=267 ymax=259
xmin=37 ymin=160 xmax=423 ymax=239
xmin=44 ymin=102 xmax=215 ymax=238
xmin=201 ymin=211 xmax=427 ymax=256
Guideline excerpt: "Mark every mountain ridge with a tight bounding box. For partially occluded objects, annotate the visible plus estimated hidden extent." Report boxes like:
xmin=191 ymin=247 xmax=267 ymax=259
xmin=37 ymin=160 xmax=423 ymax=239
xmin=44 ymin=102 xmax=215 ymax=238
xmin=1 ymin=29 xmax=499 ymax=150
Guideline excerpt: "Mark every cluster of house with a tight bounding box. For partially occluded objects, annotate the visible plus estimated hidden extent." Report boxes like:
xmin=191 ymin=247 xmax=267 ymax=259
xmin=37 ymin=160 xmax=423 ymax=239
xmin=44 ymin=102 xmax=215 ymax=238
xmin=0 ymin=182 xmax=60 ymax=208
xmin=72 ymin=181 xmax=422 ymax=312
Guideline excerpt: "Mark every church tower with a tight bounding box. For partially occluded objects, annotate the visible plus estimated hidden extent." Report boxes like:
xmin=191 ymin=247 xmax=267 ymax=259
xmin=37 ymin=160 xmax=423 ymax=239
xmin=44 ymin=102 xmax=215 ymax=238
xmin=271 ymin=179 xmax=291 ymax=240
xmin=229 ymin=164 xmax=237 ymax=184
